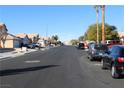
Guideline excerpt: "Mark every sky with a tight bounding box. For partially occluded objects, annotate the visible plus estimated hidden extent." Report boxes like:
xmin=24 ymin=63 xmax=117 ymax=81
xmin=0 ymin=5 xmax=124 ymax=41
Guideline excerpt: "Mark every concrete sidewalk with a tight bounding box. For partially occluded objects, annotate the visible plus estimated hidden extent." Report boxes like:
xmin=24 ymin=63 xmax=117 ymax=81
xmin=0 ymin=46 xmax=56 ymax=60
xmin=0 ymin=49 xmax=38 ymax=59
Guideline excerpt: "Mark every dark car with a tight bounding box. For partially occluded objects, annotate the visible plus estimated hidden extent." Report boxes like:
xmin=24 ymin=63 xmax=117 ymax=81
xmin=78 ymin=42 xmax=85 ymax=49
xmin=27 ymin=43 xmax=40 ymax=49
xmin=87 ymin=43 xmax=109 ymax=61
xmin=101 ymin=45 xmax=124 ymax=78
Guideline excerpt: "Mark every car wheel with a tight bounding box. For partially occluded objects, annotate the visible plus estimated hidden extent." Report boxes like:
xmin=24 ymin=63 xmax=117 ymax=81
xmin=89 ymin=55 xmax=94 ymax=61
xmin=87 ymin=54 xmax=90 ymax=59
xmin=101 ymin=59 xmax=108 ymax=69
xmin=111 ymin=64 xmax=120 ymax=79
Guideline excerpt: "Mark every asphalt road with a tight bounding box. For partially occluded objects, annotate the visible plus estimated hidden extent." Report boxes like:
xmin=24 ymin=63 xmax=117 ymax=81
xmin=0 ymin=46 xmax=124 ymax=88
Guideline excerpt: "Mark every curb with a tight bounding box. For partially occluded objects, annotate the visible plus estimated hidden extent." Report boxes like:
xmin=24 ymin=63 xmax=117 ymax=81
xmin=0 ymin=49 xmax=38 ymax=60
xmin=0 ymin=46 xmax=55 ymax=60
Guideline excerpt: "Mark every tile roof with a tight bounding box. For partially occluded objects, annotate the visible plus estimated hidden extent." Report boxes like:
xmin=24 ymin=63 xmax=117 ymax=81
xmin=16 ymin=33 xmax=28 ymax=38
xmin=39 ymin=36 xmax=50 ymax=40
xmin=6 ymin=33 xmax=20 ymax=40
xmin=27 ymin=33 xmax=38 ymax=38
xmin=118 ymin=32 xmax=124 ymax=37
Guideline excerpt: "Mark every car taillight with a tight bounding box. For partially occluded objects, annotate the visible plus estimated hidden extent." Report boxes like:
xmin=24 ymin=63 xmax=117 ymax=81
xmin=117 ymin=57 xmax=124 ymax=63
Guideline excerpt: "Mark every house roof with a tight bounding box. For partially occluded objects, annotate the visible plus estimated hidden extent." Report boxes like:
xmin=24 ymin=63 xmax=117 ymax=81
xmin=27 ymin=33 xmax=39 ymax=38
xmin=16 ymin=33 xmax=28 ymax=38
xmin=118 ymin=32 xmax=124 ymax=37
xmin=39 ymin=36 xmax=50 ymax=40
xmin=6 ymin=33 xmax=20 ymax=40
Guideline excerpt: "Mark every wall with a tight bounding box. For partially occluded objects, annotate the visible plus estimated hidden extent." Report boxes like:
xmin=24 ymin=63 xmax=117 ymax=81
xmin=5 ymin=40 xmax=13 ymax=48
xmin=1 ymin=40 xmax=13 ymax=48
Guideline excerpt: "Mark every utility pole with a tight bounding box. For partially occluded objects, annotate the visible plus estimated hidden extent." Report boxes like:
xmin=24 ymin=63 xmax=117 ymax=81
xmin=46 ymin=24 xmax=48 ymax=37
xmin=94 ymin=6 xmax=100 ymax=44
xmin=101 ymin=5 xmax=105 ymax=44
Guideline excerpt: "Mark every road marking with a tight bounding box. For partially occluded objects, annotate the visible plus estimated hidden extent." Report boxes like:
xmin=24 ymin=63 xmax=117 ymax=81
xmin=25 ymin=60 xmax=40 ymax=63
xmin=93 ymin=63 xmax=102 ymax=66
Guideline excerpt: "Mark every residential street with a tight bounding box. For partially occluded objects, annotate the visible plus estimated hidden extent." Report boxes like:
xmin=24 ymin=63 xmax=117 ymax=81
xmin=0 ymin=46 xmax=124 ymax=88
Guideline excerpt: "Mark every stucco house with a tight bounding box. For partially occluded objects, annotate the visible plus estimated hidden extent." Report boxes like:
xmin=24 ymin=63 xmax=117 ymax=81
xmin=118 ymin=32 xmax=124 ymax=45
xmin=27 ymin=33 xmax=39 ymax=43
xmin=0 ymin=33 xmax=21 ymax=48
xmin=38 ymin=37 xmax=50 ymax=47
xmin=16 ymin=33 xmax=30 ymax=46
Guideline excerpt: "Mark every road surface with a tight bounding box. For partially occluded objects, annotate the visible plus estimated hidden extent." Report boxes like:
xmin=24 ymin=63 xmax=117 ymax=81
xmin=0 ymin=46 xmax=124 ymax=88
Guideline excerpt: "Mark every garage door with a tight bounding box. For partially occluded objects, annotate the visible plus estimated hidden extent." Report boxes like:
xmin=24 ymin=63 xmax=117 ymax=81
xmin=13 ymin=40 xmax=20 ymax=48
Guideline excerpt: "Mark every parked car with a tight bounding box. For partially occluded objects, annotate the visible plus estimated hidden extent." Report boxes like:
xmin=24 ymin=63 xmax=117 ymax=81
xmin=87 ymin=43 xmax=109 ymax=61
xmin=87 ymin=42 xmax=96 ymax=49
xmin=27 ymin=44 xmax=35 ymax=49
xmin=101 ymin=45 xmax=124 ymax=78
xmin=78 ymin=42 xmax=85 ymax=49
xmin=84 ymin=42 xmax=88 ymax=49
xmin=27 ymin=43 xmax=40 ymax=49
xmin=105 ymin=40 xmax=121 ymax=48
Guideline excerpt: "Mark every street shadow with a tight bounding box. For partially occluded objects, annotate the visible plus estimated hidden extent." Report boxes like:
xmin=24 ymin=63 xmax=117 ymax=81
xmin=0 ymin=65 xmax=59 ymax=77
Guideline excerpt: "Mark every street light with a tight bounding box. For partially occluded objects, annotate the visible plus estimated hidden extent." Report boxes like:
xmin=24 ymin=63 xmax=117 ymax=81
xmin=94 ymin=5 xmax=100 ymax=44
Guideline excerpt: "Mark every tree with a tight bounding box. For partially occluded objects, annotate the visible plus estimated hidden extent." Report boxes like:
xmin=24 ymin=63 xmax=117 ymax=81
xmin=54 ymin=35 xmax=58 ymax=41
xmin=70 ymin=39 xmax=79 ymax=45
xmin=0 ymin=23 xmax=8 ymax=48
xmin=78 ymin=36 xmax=84 ymax=41
xmin=85 ymin=23 xmax=118 ymax=42
xmin=50 ymin=35 xmax=59 ymax=45
xmin=51 ymin=35 xmax=59 ymax=41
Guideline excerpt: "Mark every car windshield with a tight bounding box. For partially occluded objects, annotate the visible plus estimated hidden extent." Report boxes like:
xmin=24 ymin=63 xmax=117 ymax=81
xmin=95 ymin=44 xmax=108 ymax=50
